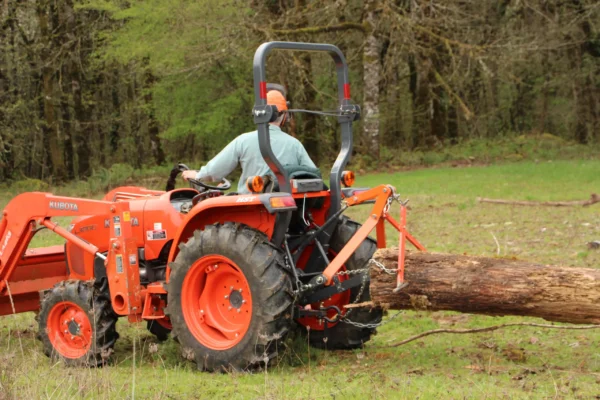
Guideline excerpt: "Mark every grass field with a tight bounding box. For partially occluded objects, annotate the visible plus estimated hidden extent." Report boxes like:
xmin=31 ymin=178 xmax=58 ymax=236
xmin=1 ymin=160 xmax=600 ymax=399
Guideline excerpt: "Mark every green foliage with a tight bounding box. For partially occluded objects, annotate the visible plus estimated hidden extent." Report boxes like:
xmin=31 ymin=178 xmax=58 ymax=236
xmin=9 ymin=179 xmax=50 ymax=193
xmin=153 ymin=72 xmax=254 ymax=150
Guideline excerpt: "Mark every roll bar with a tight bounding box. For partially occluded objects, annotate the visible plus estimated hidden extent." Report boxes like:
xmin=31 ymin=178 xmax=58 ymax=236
xmin=252 ymin=41 xmax=360 ymax=216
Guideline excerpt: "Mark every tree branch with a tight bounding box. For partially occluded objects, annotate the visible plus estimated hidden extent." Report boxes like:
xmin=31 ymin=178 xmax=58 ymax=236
xmin=433 ymin=70 xmax=474 ymax=120
xmin=385 ymin=322 xmax=600 ymax=348
xmin=270 ymin=22 xmax=368 ymax=35
xmin=477 ymin=194 xmax=600 ymax=207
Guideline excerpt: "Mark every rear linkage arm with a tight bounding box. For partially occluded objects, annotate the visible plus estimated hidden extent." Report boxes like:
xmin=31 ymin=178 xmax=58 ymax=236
xmin=306 ymin=184 xmax=426 ymax=295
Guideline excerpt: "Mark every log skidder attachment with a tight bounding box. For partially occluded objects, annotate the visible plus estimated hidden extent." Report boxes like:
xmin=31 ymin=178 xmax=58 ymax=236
xmin=304 ymin=217 xmax=383 ymax=349
xmin=37 ymin=279 xmax=119 ymax=367
xmin=167 ymin=223 xmax=294 ymax=371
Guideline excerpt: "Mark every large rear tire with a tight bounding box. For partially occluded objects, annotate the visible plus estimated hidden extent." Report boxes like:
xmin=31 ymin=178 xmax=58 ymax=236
xmin=305 ymin=217 xmax=383 ymax=349
xmin=167 ymin=223 xmax=294 ymax=371
xmin=37 ymin=280 xmax=119 ymax=366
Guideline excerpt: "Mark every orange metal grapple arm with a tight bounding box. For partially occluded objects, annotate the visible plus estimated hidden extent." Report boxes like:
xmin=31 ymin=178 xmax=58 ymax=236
xmin=321 ymin=185 xmax=393 ymax=284
xmin=321 ymin=184 xmax=426 ymax=290
xmin=0 ymin=192 xmax=142 ymax=316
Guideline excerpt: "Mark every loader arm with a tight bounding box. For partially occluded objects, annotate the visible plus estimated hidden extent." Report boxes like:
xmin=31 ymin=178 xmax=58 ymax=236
xmin=0 ymin=192 xmax=141 ymax=316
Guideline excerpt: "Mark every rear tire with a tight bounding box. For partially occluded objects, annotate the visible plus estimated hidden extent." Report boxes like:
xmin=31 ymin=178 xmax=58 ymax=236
xmin=147 ymin=318 xmax=171 ymax=342
xmin=167 ymin=223 xmax=293 ymax=371
xmin=37 ymin=280 xmax=119 ymax=367
xmin=306 ymin=217 xmax=383 ymax=349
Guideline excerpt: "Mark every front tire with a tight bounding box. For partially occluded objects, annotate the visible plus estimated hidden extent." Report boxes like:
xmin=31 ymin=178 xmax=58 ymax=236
xmin=37 ymin=280 xmax=119 ymax=366
xmin=167 ymin=223 xmax=293 ymax=371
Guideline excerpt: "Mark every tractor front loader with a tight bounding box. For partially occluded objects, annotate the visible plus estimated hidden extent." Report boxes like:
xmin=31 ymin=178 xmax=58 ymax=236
xmin=0 ymin=42 xmax=425 ymax=371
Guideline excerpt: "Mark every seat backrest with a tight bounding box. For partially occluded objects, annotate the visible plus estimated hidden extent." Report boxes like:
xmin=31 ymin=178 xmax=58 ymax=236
xmin=266 ymin=164 xmax=324 ymax=193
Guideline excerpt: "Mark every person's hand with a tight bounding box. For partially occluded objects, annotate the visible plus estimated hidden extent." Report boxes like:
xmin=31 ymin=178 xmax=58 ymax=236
xmin=182 ymin=170 xmax=198 ymax=181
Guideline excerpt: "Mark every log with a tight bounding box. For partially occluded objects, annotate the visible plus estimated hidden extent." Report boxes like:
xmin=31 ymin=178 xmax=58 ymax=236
xmin=476 ymin=193 xmax=599 ymax=207
xmin=370 ymin=249 xmax=600 ymax=324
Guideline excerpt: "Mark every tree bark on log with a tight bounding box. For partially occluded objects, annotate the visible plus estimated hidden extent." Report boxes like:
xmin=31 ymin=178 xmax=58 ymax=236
xmin=370 ymin=249 xmax=600 ymax=324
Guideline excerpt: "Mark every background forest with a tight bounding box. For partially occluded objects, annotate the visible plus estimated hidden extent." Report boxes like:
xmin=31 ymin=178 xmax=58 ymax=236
xmin=0 ymin=0 xmax=598 ymax=184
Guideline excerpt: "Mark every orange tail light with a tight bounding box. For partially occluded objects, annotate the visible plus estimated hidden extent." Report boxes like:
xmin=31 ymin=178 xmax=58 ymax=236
xmin=269 ymin=196 xmax=296 ymax=208
xmin=246 ymin=175 xmax=264 ymax=193
xmin=341 ymin=170 xmax=355 ymax=187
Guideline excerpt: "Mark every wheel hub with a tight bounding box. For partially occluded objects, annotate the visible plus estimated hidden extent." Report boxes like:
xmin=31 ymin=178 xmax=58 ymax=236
xmin=67 ymin=320 xmax=80 ymax=335
xmin=229 ymin=290 xmax=243 ymax=309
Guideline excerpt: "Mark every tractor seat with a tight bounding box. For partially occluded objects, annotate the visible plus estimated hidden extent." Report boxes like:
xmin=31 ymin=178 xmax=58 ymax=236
xmin=266 ymin=164 xmax=325 ymax=193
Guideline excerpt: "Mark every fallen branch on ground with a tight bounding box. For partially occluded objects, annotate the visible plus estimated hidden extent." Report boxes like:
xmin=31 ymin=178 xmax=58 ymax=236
xmin=384 ymin=322 xmax=600 ymax=348
xmin=476 ymin=193 xmax=599 ymax=207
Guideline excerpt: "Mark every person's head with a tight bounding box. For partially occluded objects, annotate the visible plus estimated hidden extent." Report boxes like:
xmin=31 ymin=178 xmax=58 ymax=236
xmin=267 ymin=90 xmax=288 ymax=127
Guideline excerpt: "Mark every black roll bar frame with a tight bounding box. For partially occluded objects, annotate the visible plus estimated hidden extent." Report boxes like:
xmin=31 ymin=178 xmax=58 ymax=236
xmin=251 ymin=41 xmax=360 ymax=218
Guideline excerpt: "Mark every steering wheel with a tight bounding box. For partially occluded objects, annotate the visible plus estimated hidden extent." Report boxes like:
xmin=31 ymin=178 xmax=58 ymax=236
xmin=177 ymin=163 xmax=232 ymax=191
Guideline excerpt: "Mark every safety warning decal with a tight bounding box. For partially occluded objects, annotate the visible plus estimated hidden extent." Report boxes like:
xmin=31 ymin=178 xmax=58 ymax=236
xmin=146 ymin=230 xmax=167 ymax=241
xmin=116 ymin=254 xmax=123 ymax=273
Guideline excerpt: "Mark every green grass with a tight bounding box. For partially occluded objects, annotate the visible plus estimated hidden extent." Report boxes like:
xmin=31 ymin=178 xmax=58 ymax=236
xmin=2 ymin=160 xmax=600 ymax=399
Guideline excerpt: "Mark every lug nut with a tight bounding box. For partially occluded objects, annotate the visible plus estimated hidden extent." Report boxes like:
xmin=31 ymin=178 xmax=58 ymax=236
xmin=235 ymin=333 xmax=239 ymax=337
xmin=230 ymin=286 xmax=234 ymax=290
xmin=238 ymin=288 xmax=243 ymax=293
xmin=236 ymin=309 xmax=240 ymax=313
xmin=224 ymin=295 xmax=228 ymax=299
xmin=242 ymin=300 xmax=246 ymax=304
xmin=228 ymin=306 xmax=232 ymax=310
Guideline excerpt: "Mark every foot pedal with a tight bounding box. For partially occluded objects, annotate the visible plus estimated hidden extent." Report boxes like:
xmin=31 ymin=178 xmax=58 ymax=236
xmin=393 ymin=282 xmax=409 ymax=293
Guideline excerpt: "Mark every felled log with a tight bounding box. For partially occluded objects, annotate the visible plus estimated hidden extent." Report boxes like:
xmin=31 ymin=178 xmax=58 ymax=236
xmin=476 ymin=193 xmax=599 ymax=207
xmin=370 ymin=249 xmax=600 ymax=324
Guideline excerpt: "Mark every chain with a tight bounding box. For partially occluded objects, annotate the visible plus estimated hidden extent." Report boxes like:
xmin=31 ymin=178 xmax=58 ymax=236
xmin=342 ymin=272 xmax=368 ymax=318
xmin=338 ymin=253 xmax=408 ymax=327
xmin=383 ymin=195 xmax=394 ymax=214
xmin=368 ymin=258 xmax=398 ymax=275
xmin=335 ymin=267 xmax=369 ymax=276
xmin=341 ymin=309 xmax=405 ymax=329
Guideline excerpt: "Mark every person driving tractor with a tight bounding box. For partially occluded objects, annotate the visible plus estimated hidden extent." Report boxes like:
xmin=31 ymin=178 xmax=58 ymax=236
xmin=182 ymin=89 xmax=317 ymax=193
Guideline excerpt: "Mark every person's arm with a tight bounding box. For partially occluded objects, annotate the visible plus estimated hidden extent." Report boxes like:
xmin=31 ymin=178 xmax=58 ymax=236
xmin=195 ymin=138 xmax=240 ymax=181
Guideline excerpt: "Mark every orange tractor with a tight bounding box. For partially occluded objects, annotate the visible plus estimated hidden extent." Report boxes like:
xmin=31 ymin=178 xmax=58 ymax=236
xmin=0 ymin=42 xmax=424 ymax=371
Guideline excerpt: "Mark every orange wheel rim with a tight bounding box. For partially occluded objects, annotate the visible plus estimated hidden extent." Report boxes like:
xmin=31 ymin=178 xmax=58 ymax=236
xmin=182 ymin=255 xmax=253 ymax=350
xmin=47 ymin=301 xmax=93 ymax=358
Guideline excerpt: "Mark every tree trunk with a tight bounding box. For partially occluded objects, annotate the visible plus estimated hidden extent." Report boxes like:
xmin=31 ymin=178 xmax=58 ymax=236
xmin=143 ymin=68 xmax=166 ymax=166
xmin=37 ymin=0 xmax=67 ymax=182
xmin=370 ymin=249 xmax=600 ymax=325
xmin=362 ymin=0 xmax=382 ymax=157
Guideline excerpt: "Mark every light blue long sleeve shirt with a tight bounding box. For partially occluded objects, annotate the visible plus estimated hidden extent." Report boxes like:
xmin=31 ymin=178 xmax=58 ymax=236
xmin=195 ymin=125 xmax=317 ymax=194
